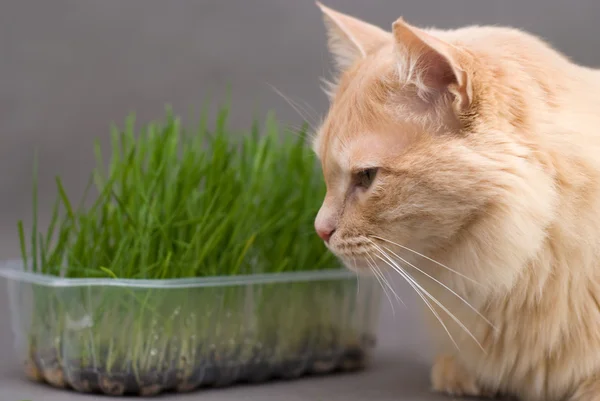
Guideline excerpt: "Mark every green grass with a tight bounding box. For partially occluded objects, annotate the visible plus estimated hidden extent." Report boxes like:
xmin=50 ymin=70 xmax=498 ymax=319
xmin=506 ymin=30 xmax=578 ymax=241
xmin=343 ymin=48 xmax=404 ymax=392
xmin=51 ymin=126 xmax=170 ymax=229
xmin=17 ymin=104 xmax=337 ymax=279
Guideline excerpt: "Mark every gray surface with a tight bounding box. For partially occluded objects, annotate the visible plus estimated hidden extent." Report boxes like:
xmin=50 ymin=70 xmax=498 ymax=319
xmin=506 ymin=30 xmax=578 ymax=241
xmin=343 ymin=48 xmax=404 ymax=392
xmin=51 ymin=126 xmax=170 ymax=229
xmin=1 ymin=0 xmax=599 ymax=399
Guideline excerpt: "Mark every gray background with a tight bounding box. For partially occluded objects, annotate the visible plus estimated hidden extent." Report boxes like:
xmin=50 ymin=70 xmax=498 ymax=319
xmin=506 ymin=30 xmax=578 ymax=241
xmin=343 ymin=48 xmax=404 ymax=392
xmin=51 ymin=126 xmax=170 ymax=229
xmin=1 ymin=1 xmax=598 ymax=400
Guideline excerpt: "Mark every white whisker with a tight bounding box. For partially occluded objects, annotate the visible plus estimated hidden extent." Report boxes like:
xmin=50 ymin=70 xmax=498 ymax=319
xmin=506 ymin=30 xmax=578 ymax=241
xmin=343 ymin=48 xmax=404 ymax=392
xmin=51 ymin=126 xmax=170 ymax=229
xmin=366 ymin=256 xmax=396 ymax=316
xmin=367 ymin=253 xmax=406 ymax=309
xmin=371 ymin=235 xmax=482 ymax=287
xmin=286 ymin=124 xmax=314 ymax=139
xmin=371 ymin=251 xmax=459 ymax=351
xmin=295 ymin=96 xmax=321 ymax=127
xmin=376 ymin=242 xmax=497 ymax=332
xmin=372 ymin=246 xmax=486 ymax=353
xmin=352 ymin=256 xmax=360 ymax=296
xmin=268 ymin=84 xmax=318 ymax=131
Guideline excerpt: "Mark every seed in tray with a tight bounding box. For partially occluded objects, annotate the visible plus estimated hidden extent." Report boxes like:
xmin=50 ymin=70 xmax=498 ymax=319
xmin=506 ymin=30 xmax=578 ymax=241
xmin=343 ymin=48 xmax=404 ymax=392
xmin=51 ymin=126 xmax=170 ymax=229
xmin=176 ymin=380 xmax=201 ymax=393
xmin=42 ymin=365 xmax=67 ymax=388
xmin=23 ymin=357 xmax=44 ymax=382
xmin=98 ymin=374 xmax=126 ymax=396
xmin=139 ymin=383 xmax=162 ymax=396
xmin=310 ymin=357 xmax=338 ymax=374
xmin=68 ymin=374 xmax=94 ymax=392
xmin=176 ymin=372 xmax=204 ymax=393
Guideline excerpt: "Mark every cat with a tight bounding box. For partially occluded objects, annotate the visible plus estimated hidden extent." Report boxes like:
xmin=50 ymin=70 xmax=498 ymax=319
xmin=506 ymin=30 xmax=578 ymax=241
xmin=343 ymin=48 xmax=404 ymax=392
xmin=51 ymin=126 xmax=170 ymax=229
xmin=312 ymin=3 xmax=600 ymax=401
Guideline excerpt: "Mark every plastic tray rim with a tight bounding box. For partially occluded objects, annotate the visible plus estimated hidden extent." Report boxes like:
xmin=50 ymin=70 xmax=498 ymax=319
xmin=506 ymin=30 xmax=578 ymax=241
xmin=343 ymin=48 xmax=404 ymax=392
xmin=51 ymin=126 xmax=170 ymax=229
xmin=0 ymin=259 xmax=356 ymax=289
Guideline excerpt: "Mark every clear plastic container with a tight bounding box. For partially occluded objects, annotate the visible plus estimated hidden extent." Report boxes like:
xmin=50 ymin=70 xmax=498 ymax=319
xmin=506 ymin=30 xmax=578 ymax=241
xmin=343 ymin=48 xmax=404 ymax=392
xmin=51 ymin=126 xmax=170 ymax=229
xmin=0 ymin=260 xmax=382 ymax=396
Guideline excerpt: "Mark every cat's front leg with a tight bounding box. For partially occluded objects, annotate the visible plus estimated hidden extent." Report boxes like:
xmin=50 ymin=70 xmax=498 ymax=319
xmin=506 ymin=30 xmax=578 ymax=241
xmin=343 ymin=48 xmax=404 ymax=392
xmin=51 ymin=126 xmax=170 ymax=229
xmin=431 ymin=354 xmax=490 ymax=398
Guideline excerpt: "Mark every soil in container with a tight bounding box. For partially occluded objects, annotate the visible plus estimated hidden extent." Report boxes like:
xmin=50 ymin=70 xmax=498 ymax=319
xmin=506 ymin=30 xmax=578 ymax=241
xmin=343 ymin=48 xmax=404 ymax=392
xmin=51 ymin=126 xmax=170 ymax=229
xmin=176 ymin=367 xmax=208 ymax=392
xmin=136 ymin=371 xmax=163 ymax=396
xmin=197 ymin=366 xmax=220 ymax=388
xmin=309 ymin=328 xmax=342 ymax=375
xmin=309 ymin=351 xmax=340 ymax=375
xmin=83 ymin=372 xmax=146 ymax=396
xmin=235 ymin=343 xmax=274 ymax=384
xmin=242 ymin=360 xmax=273 ymax=384
xmin=175 ymin=371 xmax=202 ymax=393
xmin=35 ymin=349 xmax=67 ymax=388
xmin=338 ymin=334 xmax=377 ymax=372
xmin=210 ymin=347 xmax=244 ymax=387
xmin=278 ymin=358 xmax=311 ymax=380
xmin=339 ymin=345 xmax=366 ymax=371
xmin=98 ymin=372 xmax=127 ymax=396
xmin=276 ymin=336 xmax=313 ymax=380
xmin=91 ymin=369 xmax=174 ymax=396
xmin=23 ymin=352 xmax=44 ymax=383
xmin=26 ymin=356 xmax=187 ymax=396
xmin=22 ymin=332 xmax=377 ymax=395
xmin=171 ymin=354 xmax=202 ymax=393
xmin=64 ymin=361 xmax=101 ymax=393
xmin=163 ymin=369 xmax=180 ymax=391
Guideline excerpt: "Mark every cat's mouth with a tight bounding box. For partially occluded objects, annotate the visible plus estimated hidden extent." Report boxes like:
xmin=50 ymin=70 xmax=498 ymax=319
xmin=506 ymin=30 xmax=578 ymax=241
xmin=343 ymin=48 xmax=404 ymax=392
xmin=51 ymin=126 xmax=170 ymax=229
xmin=328 ymin=234 xmax=415 ymax=275
xmin=328 ymin=235 xmax=383 ymax=270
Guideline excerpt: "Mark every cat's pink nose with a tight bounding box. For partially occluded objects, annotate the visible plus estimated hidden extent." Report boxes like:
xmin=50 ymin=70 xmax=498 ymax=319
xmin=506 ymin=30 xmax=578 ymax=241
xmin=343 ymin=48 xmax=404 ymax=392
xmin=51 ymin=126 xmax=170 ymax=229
xmin=316 ymin=226 xmax=335 ymax=243
xmin=315 ymin=205 xmax=337 ymax=243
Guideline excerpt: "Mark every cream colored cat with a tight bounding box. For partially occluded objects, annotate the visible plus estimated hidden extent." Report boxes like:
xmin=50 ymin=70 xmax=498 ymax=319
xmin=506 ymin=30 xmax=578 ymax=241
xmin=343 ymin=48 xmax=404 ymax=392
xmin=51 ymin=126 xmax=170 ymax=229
xmin=312 ymin=3 xmax=600 ymax=401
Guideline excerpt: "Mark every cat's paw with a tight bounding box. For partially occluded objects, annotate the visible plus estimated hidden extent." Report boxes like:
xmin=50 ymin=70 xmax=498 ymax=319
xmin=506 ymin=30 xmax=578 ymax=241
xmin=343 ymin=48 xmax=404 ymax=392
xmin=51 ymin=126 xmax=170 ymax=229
xmin=431 ymin=354 xmax=485 ymax=397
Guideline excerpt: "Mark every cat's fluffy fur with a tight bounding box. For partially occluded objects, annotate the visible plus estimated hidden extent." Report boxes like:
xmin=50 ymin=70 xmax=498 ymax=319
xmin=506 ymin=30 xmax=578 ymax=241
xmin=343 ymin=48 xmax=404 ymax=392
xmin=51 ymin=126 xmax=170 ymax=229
xmin=312 ymin=3 xmax=600 ymax=401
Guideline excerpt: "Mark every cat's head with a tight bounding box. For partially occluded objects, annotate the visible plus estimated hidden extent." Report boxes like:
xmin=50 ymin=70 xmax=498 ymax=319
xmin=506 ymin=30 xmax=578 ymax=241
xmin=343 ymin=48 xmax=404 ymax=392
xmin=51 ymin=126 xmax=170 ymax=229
xmin=313 ymin=4 xmax=557 ymax=290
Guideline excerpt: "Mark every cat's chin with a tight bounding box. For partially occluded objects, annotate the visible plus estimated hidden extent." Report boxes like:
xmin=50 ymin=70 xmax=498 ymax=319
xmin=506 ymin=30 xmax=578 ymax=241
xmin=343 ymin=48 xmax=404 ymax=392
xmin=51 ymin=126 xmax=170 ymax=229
xmin=336 ymin=259 xmax=374 ymax=277
xmin=331 ymin=251 xmax=381 ymax=274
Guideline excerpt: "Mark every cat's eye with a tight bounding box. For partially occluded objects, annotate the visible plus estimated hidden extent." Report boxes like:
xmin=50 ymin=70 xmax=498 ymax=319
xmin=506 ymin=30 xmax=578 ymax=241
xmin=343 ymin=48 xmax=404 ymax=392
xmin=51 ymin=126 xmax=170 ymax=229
xmin=355 ymin=167 xmax=378 ymax=189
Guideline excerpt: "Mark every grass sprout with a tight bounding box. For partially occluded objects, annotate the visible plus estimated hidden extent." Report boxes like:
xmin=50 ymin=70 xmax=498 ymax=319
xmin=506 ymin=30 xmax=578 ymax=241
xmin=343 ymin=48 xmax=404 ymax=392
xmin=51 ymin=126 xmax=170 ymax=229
xmin=17 ymin=105 xmax=336 ymax=279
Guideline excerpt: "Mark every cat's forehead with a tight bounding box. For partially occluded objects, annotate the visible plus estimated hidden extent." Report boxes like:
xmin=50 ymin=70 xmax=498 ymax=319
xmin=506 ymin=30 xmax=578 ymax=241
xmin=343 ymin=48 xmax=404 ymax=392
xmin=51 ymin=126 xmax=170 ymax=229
xmin=314 ymin=54 xmax=421 ymax=174
xmin=317 ymin=119 xmax=418 ymax=176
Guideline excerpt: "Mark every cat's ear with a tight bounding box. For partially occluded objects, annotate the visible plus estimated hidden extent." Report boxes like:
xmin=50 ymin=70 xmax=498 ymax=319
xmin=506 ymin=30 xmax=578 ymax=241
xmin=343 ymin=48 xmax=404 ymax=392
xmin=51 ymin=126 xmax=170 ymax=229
xmin=392 ymin=18 xmax=472 ymax=110
xmin=317 ymin=2 xmax=390 ymax=72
